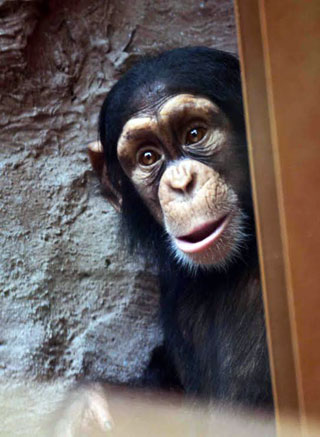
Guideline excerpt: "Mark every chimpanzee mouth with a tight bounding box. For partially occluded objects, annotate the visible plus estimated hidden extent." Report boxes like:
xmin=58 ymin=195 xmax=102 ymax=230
xmin=174 ymin=214 xmax=230 ymax=254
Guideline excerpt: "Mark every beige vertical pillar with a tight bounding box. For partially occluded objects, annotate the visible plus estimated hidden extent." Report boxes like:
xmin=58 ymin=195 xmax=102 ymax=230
xmin=234 ymin=1 xmax=320 ymax=436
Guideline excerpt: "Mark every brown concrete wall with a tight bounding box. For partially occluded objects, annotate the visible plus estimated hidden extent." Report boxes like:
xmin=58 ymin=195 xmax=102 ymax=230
xmin=0 ymin=0 xmax=237 ymax=384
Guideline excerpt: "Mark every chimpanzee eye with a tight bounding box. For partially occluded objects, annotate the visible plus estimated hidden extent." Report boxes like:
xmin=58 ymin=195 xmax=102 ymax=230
xmin=138 ymin=149 xmax=161 ymax=166
xmin=185 ymin=127 xmax=207 ymax=144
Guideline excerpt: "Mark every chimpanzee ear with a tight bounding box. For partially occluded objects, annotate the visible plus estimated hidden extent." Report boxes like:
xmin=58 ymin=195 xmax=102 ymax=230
xmin=88 ymin=141 xmax=122 ymax=213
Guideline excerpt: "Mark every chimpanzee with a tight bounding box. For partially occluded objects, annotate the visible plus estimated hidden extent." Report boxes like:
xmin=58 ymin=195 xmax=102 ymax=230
xmin=90 ymin=47 xmax=273 ymax=408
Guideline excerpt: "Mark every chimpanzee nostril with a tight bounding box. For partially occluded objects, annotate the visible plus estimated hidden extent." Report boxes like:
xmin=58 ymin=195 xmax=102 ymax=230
xmin=184 ymin=175 xmax=195 ymax=194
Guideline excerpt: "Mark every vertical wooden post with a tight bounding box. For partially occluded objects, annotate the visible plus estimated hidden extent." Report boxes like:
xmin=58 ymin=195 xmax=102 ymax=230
xmin=234 ymin=1 xmax=320 ymax=436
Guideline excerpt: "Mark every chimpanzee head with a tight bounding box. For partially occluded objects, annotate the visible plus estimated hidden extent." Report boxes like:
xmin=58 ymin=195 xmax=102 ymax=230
xmin=91 ymin=47 xmax=252 ymax=270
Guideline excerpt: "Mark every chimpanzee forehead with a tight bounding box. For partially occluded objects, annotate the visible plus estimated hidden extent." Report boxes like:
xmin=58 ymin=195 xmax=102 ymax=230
xmin=159 ymin=94 xmax=220 ymax=118
xmin=128 ymin=80 xmax=174 ymax=116
xmin=127 ymin=92 xmax=219 ymax=120
xmin=119 ymin=94 xmax=219 ymax=138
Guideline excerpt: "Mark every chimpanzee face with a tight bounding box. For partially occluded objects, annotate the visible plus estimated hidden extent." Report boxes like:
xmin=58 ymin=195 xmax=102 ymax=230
xmin=115 ymin=93 xmax=248 ymax=269
xmin=94 ymin=47 xmax=251 ymax=270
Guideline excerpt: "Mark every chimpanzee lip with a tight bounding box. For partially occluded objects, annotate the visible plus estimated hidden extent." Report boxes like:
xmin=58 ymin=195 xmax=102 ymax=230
xmin=174 ymin=214 xmax=230 ymax=254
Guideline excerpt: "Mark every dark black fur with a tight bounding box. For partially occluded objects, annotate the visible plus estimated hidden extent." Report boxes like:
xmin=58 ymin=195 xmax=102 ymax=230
xmin=99 ymin=47 xmax=273 ymax=408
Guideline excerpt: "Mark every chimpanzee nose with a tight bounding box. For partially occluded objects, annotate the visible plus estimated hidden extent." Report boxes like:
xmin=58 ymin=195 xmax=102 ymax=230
xmin=161 ymin=160 xmax=196 ymax=196
xmin=159 ymin=159 xmax=218 ymax=207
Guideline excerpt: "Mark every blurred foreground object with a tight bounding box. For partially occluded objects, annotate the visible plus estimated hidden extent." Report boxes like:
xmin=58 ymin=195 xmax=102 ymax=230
xmin=2 ymin=380 xmax=319 ymax=437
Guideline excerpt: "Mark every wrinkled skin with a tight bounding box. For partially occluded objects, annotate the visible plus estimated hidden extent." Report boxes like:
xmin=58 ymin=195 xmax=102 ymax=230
xmin=117 ymin=94 xmax=248 ymax=268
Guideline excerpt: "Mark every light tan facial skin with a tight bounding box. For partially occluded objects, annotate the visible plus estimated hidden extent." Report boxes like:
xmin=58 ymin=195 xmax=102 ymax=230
xmin=117 ymin=94 xmax=245 ymax=268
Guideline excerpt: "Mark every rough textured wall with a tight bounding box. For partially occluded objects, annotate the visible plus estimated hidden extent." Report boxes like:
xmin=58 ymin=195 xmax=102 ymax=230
xmin=0 ymin=0 xmax=237 ymax=384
